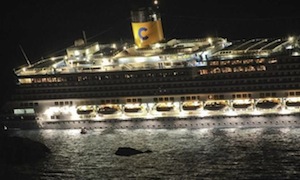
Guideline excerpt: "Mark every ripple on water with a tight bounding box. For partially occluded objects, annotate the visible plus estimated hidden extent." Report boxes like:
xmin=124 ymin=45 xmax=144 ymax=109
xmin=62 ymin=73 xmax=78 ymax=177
xmin=6 ymin=127 xmax=300 ymax=179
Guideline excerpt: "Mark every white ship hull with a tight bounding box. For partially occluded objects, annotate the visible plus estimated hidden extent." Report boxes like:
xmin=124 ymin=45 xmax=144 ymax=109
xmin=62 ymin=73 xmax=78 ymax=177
xmin=3 ymin=114 xmax=300 ymax=130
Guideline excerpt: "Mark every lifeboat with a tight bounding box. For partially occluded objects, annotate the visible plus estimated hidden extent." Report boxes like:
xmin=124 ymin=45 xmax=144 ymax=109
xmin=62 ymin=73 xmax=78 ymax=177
xmin=256 ymin=99 xmax=280 ymax=109
xmin=124 ymin=104 xmax=143 ymax=113
xmin=155 ymin=103 xmax=174 ymax=112
xmin=76 ymin=105 xmax=95 ymax=115
xmin=285 ymin=98 xmax=300 ymax=107
xmin=232 ymin=100 xmax=252 ymax=109
xmin=204 ymin=101 xmax=227 ymax=111
xmin=182 ymin=101 xmax=201 ymax=111
xmin=97 ymin=105 xmax=119 ymax=115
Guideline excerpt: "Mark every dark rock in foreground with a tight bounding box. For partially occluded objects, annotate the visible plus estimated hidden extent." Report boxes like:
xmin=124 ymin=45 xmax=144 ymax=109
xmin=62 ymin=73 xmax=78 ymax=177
xmin=0 ymin=135 xmax=51 ymax=165
xmin=115 ymin=147 xmax=152 ymax=156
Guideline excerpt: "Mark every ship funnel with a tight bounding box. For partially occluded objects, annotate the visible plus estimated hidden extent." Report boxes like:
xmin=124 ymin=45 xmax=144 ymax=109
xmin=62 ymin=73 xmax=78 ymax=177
xmin=130 ymin=6 xmax=164 ymax=48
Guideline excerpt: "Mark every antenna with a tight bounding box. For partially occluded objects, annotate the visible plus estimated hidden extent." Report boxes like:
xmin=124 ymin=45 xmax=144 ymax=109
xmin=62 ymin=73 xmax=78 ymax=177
xmin=19 ymin=45 xmax=31 ymax=66
xmin=82 ymin=30 xmax=87 ymax=44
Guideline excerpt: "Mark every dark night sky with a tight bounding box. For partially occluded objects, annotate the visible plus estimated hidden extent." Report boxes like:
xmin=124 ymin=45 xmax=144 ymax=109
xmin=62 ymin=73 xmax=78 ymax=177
xmin=1 ymin=0 xmax=300 ymax=104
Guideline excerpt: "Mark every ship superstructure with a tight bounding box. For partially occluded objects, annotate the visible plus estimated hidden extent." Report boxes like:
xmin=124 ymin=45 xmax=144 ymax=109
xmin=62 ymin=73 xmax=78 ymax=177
xmin=1 ymin=2 xmax=300 ymax=130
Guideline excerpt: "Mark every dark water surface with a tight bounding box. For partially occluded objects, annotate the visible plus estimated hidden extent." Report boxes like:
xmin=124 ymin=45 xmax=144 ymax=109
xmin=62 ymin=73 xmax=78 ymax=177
xmin=3 ymin=127 xmax=300 ymax=179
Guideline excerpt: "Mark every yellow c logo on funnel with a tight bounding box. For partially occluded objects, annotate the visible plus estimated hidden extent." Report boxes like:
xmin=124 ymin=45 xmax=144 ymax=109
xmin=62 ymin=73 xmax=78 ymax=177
xmin=138 ymin=27 xmax=149 ymax=40
xmin=131 ymin=20 xmax=164 ymax=48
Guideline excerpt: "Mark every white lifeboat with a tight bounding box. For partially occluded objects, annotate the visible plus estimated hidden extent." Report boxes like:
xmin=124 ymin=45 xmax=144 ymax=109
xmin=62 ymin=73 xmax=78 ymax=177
xmin=285 ymin=98 xmax=300 ymax=108
xmin=124 ymin=104 xmax=144 ymax=113
xmin=204 ymin=101 xmax=227 ymax=111
xmin=232 ymin=99 xmax=253 ymax=109
xmin=97 ymin=104 xmax=120 ymax=115
xmin=155 ymin=102 xmax=174 ymax=112
xmin=256 ymin=99 xmax=280 ymax=109
xmin=76 ymin=105 xmax=95 ymax=115
xmin=182 ymin=101 xmax=201 ymax=111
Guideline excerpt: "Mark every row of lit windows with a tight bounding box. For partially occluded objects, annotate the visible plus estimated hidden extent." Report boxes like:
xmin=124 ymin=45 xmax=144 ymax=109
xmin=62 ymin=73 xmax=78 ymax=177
xmin=208 ymin=95 xmax=225 ymax=100
xmin=24 ymin=74 xmax=300 ymax=95
xmin=232 ymin=93 xmax=252 ymax=99
xmin=20 ymin=71 xmax=300 ymax=96
xmin=54 ymin=101 xmax=73 ymax=106
xmin=126 ymin=98 xmax=142 ymax=103
xmin=20 ymin=102 xmax=38 ymax=107
xmin=286 ymin=91 xmax=300 ymax=97
xmin=180 ymin=96 xmax=200 ymax=101
xmin=259 ymin=92 xmax=277 ymax=98
xmin=31 ymin=77 xmax=66 ymax=83
xmin=22 ymin=70 xmax=189 ymax=84
xmin=199 ymin=65 xmax=266 ymax=75
xmin=153 ymin=97 xmax=175 ymax=102
xmin=21 ymin=61 xmax=300 ymax=86
xmin=16 ymin=82 xmax=300 ymax=101
xmin=208 ymin=58 xmax=271 ymax=66
xmin=77 ymin=99 xmax=121 ymax=105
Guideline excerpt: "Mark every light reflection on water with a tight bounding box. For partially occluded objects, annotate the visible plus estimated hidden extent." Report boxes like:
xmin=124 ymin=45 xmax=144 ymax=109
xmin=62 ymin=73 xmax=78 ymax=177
xmin=7 ymin=127 xmax=300 ymax=179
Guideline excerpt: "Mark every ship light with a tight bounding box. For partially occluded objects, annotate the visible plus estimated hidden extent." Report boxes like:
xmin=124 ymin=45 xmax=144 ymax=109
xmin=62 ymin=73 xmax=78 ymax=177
xmin=251 ymin=109 xmax=263 ymax=116
xmin=178 ymin=112 xmax=188 ymax=118
xmin=292 ymin=52 xmax=300 ymax=56
xmin=51 ymin=57 xmax=56 ymax=61
xmin=44 ymin=107 xmax=60 ymax=117
xmin=199 ymin=110 xmax=209 ymax=117
xmin=288 ymin=36 xmax=294 ymax=42
xmin=225 ymin=110 xmax=238 ymax=116
xmin=96 ymin=44 xmax=100 ymax=51
xmin=120 ymin=114 xmax=130 ymax=120
xmin=111 ymin=43 xmax=117 ymax=49
xmin=154 ymin=43 xmax=161 ymax=49
xmin=74 ymin=50 xmax=80 ymax=56
xmin=279 ymin=109 xmax=292 ymax=115
xmin=22 ymin=67 xmax=27 ymax=71
xmin=207 ymin=38 xmax=213 ymax=45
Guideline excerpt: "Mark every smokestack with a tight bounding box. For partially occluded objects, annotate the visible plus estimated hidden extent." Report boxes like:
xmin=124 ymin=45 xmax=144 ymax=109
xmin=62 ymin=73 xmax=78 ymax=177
xmin=130 ymin=1 xmax=164 ymax=48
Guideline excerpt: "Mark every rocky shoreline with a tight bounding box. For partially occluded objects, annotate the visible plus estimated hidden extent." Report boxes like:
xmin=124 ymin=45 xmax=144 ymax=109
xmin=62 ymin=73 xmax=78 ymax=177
xmin=0 ymin=127 xmax=51 ymax=165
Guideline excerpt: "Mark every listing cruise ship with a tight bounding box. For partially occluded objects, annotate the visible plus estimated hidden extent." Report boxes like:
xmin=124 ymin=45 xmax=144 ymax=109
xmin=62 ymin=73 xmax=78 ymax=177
xmin=1 ymin=3 xmax=300 ymax=130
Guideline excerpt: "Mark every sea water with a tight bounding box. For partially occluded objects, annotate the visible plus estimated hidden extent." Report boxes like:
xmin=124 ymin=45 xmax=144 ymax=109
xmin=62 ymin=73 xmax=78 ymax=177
xmin=2 ymin=127 xmax=300 ymax=179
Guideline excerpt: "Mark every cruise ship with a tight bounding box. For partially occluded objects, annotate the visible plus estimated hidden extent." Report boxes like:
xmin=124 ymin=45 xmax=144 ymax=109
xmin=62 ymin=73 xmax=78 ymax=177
xmin=1 ymin=2 xmax=300 ymax=130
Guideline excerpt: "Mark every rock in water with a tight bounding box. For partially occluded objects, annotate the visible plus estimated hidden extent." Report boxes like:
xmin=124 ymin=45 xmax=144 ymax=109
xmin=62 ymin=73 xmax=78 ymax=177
xmin=0 ymin=136 xmax=51 ymax=165
xmin=115 ymin=147 xmax=152 ymax=156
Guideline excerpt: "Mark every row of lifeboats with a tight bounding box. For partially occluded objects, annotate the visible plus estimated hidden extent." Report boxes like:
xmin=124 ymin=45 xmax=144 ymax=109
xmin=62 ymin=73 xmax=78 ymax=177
xmin=77 ymin=105 xmax=121 ymax=115
xmin=76 ymin=98 xmax=300 ymax=115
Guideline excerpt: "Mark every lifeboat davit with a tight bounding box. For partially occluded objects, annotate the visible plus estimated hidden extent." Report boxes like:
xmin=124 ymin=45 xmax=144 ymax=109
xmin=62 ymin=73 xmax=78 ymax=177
xmin=98 ymin=105 xmax=119 ymax=114
xmin=76 ymin=105 xmax=94 ymax=115
xmin=182 ymin=101 xmax=201 ymax=111
xmin=256 ymin=99 xmax=280 ymax=109
xmin=204 ymin=101 xmax=227 ymax=111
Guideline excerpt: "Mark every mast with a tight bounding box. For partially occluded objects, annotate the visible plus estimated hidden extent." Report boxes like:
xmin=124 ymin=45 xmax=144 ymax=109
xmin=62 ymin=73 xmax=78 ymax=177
xmin=19 ymin=45 xmax=31 ymax=66
xmin=82 ymin=30 xmax=87 ymax=44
